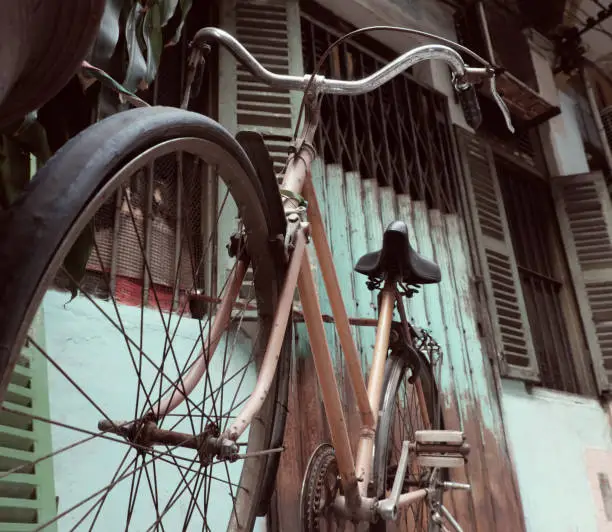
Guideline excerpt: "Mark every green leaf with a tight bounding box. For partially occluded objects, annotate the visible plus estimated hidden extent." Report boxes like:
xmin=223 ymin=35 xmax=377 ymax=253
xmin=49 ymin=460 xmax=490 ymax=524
xmin=159 ymin=0 xmax=180 ymax=27
xmin=143 ymin=2 xmax=164 ymax=85
xmin=123 ymin=2 xmax=148 ymax=91
xmin=0 ymin=135 xmax=30 ymax=208
xmin=81 ymin=62 xmax=150 ymax=108
xmin=87 ymin=0 xmax=127 ymax=71
xmin=166 ymin=0 xmax=193 ymax=47
xmin=13 ymin=114 xmax=52 ymax=164
xmin=63 ymin=222 xmax=95 ymax=301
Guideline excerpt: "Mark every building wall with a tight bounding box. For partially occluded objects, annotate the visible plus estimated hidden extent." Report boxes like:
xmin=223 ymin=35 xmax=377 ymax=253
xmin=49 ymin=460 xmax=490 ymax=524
xmin=43 ymin=290 xmax=266 ymax=531
xmin=499 ymin=47 xmax=612 ymax=532
xmin=502 ymin=380 xmax=612 ymax=532
xmin=333 ymin=3 xmax=612 ymax=531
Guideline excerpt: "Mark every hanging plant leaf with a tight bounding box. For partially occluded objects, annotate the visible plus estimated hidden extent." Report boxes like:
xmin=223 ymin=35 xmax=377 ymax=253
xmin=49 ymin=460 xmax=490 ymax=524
xmin=143 ymin=2 xmax=164 ymax=88
xmin=80 ymin=61 xmax=150 ymax=107
xmin=0 ymin=136 xmax=30 ymax=208
xmin=159 ymin=0 xmax=180 ymax=27
xmin=87 ymin=0 xmax=127 ymax=71
xmin=166 ymin=0 xmax=193 ymax=47
xmin=123 ymin=2 xmax=148 ymax=91
xmin=0 ymin=112 xmax=51 ymax=208
xmin=63 ymin=221 xmax=95 ymax=301
xmin=12 ymin=114 xmax=52 ymax=164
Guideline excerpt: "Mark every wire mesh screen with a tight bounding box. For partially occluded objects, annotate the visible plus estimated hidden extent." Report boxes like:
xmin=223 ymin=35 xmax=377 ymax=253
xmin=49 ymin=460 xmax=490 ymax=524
xmin=301 ymin=10 xmax=461 ymax=213
xmin=58 ymin=1 xmax=218 ymax=311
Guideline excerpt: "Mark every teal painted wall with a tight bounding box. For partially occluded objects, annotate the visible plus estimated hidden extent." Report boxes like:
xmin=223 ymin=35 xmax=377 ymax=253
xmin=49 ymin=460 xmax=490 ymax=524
xmin=279 ymin=159 xmax=524 ymax=531
xmin=502 ymin=380 xmax=612 ymax=532
xmin=43 ymin=290 xmax=266 ymax=531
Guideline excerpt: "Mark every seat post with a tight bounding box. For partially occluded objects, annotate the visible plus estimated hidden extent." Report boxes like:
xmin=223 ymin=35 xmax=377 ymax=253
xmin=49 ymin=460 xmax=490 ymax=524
xmin=355 ymin=280 xmax=396 ymax=495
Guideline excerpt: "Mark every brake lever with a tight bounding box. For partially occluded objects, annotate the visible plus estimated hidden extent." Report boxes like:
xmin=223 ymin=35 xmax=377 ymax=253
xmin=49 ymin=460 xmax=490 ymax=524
xmin=489 ymin=75 xmax=514 ymax=134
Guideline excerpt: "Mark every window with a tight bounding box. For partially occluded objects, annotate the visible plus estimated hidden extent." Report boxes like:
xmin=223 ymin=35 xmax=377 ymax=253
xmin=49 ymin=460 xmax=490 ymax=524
xmin=497 ymin=158 xmax=588 ymax=393
xmin=458 ymin=125 xmax=612 ymax=396
xmin=53 ymin=2 xmax=219 ymax=313
xmin=301 ymin=2 xmax=461 ymax=213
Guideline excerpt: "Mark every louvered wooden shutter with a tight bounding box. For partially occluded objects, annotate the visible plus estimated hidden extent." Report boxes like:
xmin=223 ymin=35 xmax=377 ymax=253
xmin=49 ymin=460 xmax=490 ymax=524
xmin=217 ymin=0 xmax=303 ymax=300
xmin=218 ymin=0 xmax=303 ymax=175
xmin=457 ymin=129 xmax=539 ymax=381
xmin=552 ymin=171 xmax=612 ymax=393
xmin=0 ymin=312 xmax=56 ymax=529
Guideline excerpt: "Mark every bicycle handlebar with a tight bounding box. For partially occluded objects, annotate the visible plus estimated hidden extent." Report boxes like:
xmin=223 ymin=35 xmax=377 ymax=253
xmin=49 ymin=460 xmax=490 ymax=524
xmin=192 ymin=27 xmax=514 ymax=132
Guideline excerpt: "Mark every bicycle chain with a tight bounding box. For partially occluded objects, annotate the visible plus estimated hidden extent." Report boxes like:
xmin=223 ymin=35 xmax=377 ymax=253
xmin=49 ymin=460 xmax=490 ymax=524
xmin=301 ymin=444 xmax=340 ymax=532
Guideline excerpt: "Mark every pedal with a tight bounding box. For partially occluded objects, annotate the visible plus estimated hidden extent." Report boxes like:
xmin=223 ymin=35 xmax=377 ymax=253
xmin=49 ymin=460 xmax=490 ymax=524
xmin=416 ymin=455 xmax=465 ymax=468
xmin=414 ymin=430 xmax=464 ymax=445
xmin=413 ymin=430 xmax=469 ymax=469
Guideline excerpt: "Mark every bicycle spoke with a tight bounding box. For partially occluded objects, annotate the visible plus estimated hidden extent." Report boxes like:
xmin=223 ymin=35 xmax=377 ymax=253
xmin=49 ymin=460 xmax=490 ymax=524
xmin=152 ymin=185 xmax=233 ymax=430
xmin=0 ymin=416 xmax=108 ymax=480
xmin=77 ymin=456 xmax=137 ymax=532
xmin=89 ymin=228 xmax=156 ymax=420
xmin=125 ymin=455 xmax=145 ymax=530
xmin=58 ymin=267 xmax=208 ymax=418
xmin=223 ymin=460 xmax=240 ymax=529
xmin=216 ymin=291 xmax=256 ymax=431
xmin=143 ymin=185 xmax=232 ymax=422
xmin=72 ymin=447 xmax=134 ymax=532
xmin=145 ymin=450 xmax=203 ymax=531
xmin=162 ymin=185 xmax=231 ymax=362
xmin=160 ymin=443 xmax=206 ymax=523
xmin=34 ymin=453 xmax=153 ymax=531
xmin=121 ymin=188 xmax=199 ymax=438
xmin=182 ymin=458 xmax=207 ymax=529
xmin=143 ymin=461 xmax=163 ymax=531
xmin=27 ymin=335 xmax=115 ymax=428
xmin=151 ymin=257 xmax=240 ymax=427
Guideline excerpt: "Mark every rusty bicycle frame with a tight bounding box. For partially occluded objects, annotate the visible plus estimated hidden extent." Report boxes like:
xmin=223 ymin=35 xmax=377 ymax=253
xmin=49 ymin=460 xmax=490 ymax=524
xmin=144 ymin=26 xmax=514 ymax=523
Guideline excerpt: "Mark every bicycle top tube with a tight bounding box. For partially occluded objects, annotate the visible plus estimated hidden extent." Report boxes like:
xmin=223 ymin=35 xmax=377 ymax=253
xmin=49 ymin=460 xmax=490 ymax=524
xmin=192 ymin=27 xmax=485 ymax=95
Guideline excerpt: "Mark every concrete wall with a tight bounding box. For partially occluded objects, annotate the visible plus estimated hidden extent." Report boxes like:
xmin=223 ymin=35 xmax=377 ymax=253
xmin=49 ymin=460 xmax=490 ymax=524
xmin=43 ymin=289 xmax=265 ymax=531
xmin=502 ymin=380 xmax=612 ymax=532
xmin=542 ymin=90 xmax=590 ymax=176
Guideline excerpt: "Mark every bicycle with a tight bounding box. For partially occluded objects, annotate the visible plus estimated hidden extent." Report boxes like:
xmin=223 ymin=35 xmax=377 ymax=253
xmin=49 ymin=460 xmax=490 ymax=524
xmin=0 ymin=23 xmax=513 ymax=532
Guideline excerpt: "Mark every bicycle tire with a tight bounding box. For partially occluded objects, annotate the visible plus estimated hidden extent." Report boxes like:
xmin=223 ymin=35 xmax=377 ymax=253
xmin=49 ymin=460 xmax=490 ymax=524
xmin=370 ymin=352 xmax=440 ymax=532
xmin=0 ymin=106 xmax=291 ymax=531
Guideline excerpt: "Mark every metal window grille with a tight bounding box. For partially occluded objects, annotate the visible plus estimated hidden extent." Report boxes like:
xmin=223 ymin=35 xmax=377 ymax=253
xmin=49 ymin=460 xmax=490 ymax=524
xmin=300 ymin=8 xmax=461 ymax=214
xmin=497 ymin=159 xmax=580 ymax=393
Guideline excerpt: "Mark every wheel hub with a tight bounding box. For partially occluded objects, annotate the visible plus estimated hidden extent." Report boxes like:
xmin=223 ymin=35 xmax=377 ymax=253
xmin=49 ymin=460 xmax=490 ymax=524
xmin=98 ymin=419 xmax=239 ymax=466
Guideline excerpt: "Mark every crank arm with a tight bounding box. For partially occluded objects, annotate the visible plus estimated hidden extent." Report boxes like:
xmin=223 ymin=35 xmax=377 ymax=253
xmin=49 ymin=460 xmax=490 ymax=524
xmin=440 ymin=503 xmax=463 ymax=532
xmin=377 ymin=440 xmax=411 ymax=520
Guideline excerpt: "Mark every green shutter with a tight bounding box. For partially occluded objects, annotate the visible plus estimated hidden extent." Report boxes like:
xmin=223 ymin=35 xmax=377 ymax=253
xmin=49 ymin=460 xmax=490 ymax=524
xmin=0 ymin=311 xmax=57 ymax=531
xmin=216 ymin=0 xmax=303 ymax=299
xmin=457 ymin=129 xmax=539 ymax=381
xmin=218 ymin=0 xmax=303 ymax=174
xmin=552 ymin=171 xmax=612 ymax=393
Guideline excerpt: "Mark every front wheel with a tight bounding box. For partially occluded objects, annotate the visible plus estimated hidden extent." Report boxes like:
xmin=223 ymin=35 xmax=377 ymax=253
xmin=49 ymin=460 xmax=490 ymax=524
xmin=0 ymin=106 xmax=291 ymax=531
xmin=370 ymin=352 xmax=442 ymax=532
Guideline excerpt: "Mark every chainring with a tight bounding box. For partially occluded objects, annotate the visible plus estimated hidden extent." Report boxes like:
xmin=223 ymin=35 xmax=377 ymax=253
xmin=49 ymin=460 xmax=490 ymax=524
xmin=299 ymin=443 xmax=344 ymax=531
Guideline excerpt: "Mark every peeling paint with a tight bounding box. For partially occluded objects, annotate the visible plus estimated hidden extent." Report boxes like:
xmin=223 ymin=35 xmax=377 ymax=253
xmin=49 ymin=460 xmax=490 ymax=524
xmin=277 ymin=162 xmax=525 ymax=531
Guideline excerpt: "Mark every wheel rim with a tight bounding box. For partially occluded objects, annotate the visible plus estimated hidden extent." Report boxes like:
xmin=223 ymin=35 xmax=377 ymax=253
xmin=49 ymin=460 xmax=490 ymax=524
xmin=3 ymin=138 xmax=282 ymax=530
xmin=377 ymin=358 xmax=439 ymax=531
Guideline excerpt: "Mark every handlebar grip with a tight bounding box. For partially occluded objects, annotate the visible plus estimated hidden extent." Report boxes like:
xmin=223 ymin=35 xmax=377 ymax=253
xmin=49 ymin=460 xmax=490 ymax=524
xmin=457 ymin=84 xmax=482 ymax=130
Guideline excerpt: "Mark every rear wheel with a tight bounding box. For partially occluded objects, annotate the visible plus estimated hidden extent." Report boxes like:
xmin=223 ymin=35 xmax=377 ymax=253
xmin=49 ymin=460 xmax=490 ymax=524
xmin=0 ymin=107 xmax=291 ymax=530
xmin=370 ymin=351 xmax=441 ymax=532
